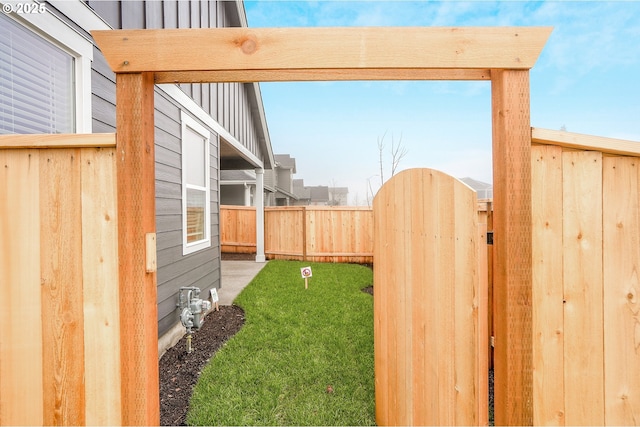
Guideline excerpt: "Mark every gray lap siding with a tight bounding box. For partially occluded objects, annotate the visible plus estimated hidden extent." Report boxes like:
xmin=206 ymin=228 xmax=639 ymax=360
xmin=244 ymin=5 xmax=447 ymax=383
xmin=88 ymin=59 xmax=222 ymax=337
xmin=154 ymin=90 xmax=221 ymax=337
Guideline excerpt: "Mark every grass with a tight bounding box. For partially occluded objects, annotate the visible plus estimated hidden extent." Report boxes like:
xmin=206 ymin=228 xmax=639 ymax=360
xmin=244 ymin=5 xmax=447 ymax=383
xmin=187 ymin=260 xmax=375 ymax=426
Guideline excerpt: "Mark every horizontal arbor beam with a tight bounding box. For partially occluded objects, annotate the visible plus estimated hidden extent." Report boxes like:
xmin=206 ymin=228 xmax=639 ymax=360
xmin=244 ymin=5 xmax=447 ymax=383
xmin=154 ymin=68 xmax=491 ymax=83
xmin=92 ymin=27 xmax=552 ymax=82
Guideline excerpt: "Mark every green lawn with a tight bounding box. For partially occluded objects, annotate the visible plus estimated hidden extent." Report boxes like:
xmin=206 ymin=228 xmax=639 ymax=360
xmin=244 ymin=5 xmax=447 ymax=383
xmin=187 ymin=260 xmax=375 ymax=426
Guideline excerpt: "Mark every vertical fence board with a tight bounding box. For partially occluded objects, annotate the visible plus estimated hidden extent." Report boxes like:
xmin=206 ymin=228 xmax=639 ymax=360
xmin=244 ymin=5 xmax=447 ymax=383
xmin=81 ymin=148 xmax=122 ymax=426
xmin=0 ymin=149 xmax=44 ymax=426
xmin=373 ymin=183 xmax=391 ymax=424
xmin=454 ymin=180 xmax=480 ymax=424
xmin=397 ymin=171 xmax=413 ymax=426
xmin=374 ymin=168 xmax=484 ymax=426
xmin=410 ymin=173 xmax=428 ymax=425
xmin=437 ymin=175 xmax=456 ymax=425
xmin=531 ymin=144 xmax=565 ymax=425
xmin=603 ymin=156 xmax=640 ymax=425
xmin=562 ymin=150 xmax=604 ymax=425
xmin=39 ymin=149 xmax=86 ymax=426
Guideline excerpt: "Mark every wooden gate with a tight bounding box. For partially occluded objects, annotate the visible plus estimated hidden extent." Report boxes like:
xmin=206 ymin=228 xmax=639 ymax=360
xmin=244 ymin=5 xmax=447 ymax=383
xmin=373 ymin=168 xmax=488 ymax=425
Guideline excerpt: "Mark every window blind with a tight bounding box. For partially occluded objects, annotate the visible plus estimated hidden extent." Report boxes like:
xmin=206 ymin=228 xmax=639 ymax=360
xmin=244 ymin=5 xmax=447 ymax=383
xmin=0 ymin=13 xmax=74 ymax=134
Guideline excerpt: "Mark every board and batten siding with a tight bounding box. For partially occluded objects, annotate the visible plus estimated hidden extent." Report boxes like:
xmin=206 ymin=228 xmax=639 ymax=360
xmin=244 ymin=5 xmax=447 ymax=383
xmin=83 ymin=0 xmax=268 ymax=336
xmin=86 ymin=0 xmax=264 ymax=164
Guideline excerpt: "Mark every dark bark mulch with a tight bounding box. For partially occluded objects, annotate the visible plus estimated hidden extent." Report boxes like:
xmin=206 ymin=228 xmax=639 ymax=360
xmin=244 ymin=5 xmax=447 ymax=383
xmin=159 ymin=305 xmax=245 ymax=426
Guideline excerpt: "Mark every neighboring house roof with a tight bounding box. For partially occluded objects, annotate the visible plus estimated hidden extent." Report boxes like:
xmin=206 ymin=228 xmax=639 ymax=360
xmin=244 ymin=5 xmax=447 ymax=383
xmin=292 ymin=180 xmax=333 ymax=204
xmin=329 ymin=187 xmax=349 ymax=196
xmin=275 ymin=188 xmax=298 ymax=200
xmin=274 ymin=154 xmax=297 ymax=173
xmin=293 ymin=179 xmax=310 ymax=200
xmin=309 ymin=186 xmax=330 ymax=202
xmin=460 ymin=177 xmax=493 ymax=199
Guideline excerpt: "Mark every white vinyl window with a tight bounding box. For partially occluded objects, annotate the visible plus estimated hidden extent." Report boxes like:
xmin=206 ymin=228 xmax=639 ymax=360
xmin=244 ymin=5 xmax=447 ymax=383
xmin=0 ymin=3 xmax=93 ymax=134
xmin=0 ymin=12 xmax=73 ymax=133
xmin=181 ymin=112 xmax=211 ymax=255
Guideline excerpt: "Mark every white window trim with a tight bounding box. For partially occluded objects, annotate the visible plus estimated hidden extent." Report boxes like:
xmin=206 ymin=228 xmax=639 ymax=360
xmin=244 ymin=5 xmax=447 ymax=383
xmin=1 ymin=0 xmax=93 ymax=133
xmin=181 ymin=111 xmax=211 ymax=255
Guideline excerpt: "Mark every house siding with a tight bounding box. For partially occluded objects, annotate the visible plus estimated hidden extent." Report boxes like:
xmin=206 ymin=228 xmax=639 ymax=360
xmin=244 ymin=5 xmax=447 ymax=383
xmin=80 ymin=0 xmax=259 ymax=337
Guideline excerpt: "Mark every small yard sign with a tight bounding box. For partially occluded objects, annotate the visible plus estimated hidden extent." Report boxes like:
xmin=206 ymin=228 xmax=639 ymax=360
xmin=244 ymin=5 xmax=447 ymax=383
xmin=300 ymin=266 xmax=312 ymax=289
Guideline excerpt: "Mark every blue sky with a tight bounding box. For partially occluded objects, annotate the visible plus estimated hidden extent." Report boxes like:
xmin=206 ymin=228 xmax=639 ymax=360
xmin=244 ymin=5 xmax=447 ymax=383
xmin=244 ymin=1 xmax=640 ymax=205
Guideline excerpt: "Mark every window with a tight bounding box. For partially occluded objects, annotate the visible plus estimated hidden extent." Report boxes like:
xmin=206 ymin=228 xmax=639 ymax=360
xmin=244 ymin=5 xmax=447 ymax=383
xmin=182 ymin=112 xmax=211 ymax=255
xmin=0 ymin=12 xmax=74 ymax=133
xmin=0 ymin=5 xmax=93 ymax=134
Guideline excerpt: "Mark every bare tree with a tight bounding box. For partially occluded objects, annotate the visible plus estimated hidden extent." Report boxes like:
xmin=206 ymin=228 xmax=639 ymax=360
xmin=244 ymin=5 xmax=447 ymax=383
xmin=366 ymin=175 xmax=378 ymax=207
xmin=368 ymin=132 xmax=408 ymax=206
xmin=390 ymin=133 xmax=408 ymax=177
xmin=377 ymin=132 xmax=408 ymax=185
xmin=377 ymin=131 xmax=387 ymax=186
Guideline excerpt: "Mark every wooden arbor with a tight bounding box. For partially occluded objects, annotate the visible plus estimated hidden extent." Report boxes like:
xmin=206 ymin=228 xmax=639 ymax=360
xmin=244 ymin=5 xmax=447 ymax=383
xmin=93 ymin=26 xmax=551 ymax=425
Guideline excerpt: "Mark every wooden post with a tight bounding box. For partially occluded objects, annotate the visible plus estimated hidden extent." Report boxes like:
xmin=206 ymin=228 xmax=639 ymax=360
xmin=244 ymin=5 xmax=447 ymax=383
xmin=491 ymin=69 xmax=533 ymax=426
xmin=302 ymin=206 xmax=307 ymax=261
xmin=115 ymin=72 xmax=160 ymax=425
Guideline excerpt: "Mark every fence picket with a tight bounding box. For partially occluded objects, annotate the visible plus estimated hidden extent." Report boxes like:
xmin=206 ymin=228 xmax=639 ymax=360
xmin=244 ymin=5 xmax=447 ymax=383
xmin=602 ymin=156 xmax=640 ymax=424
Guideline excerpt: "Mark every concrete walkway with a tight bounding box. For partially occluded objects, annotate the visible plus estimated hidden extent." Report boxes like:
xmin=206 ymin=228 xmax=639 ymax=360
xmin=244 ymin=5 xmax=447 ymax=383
xmin=218 ymin=260 xmax=269 ymax=305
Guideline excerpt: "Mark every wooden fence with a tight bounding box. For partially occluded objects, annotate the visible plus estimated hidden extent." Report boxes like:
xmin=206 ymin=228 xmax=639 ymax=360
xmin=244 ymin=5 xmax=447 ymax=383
xmin=531 ymin=128 xmax=640 ymax=425
xmin=0 ymin=134 xmax=122 ymax=425
xmin=221 ymin=205 xmax=374 ymax=263
xmin=221 ymin=204 xmax=493 ymax=265
xmin=4 ymin=130 xmax=638 ymax=426
xmin=369 ymin=129 xmax=640 ymax=425
xmin=373 ymin=168 xmax=489 ymax=425
xmin=221 ymin=205 xmax=260 ymax=254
